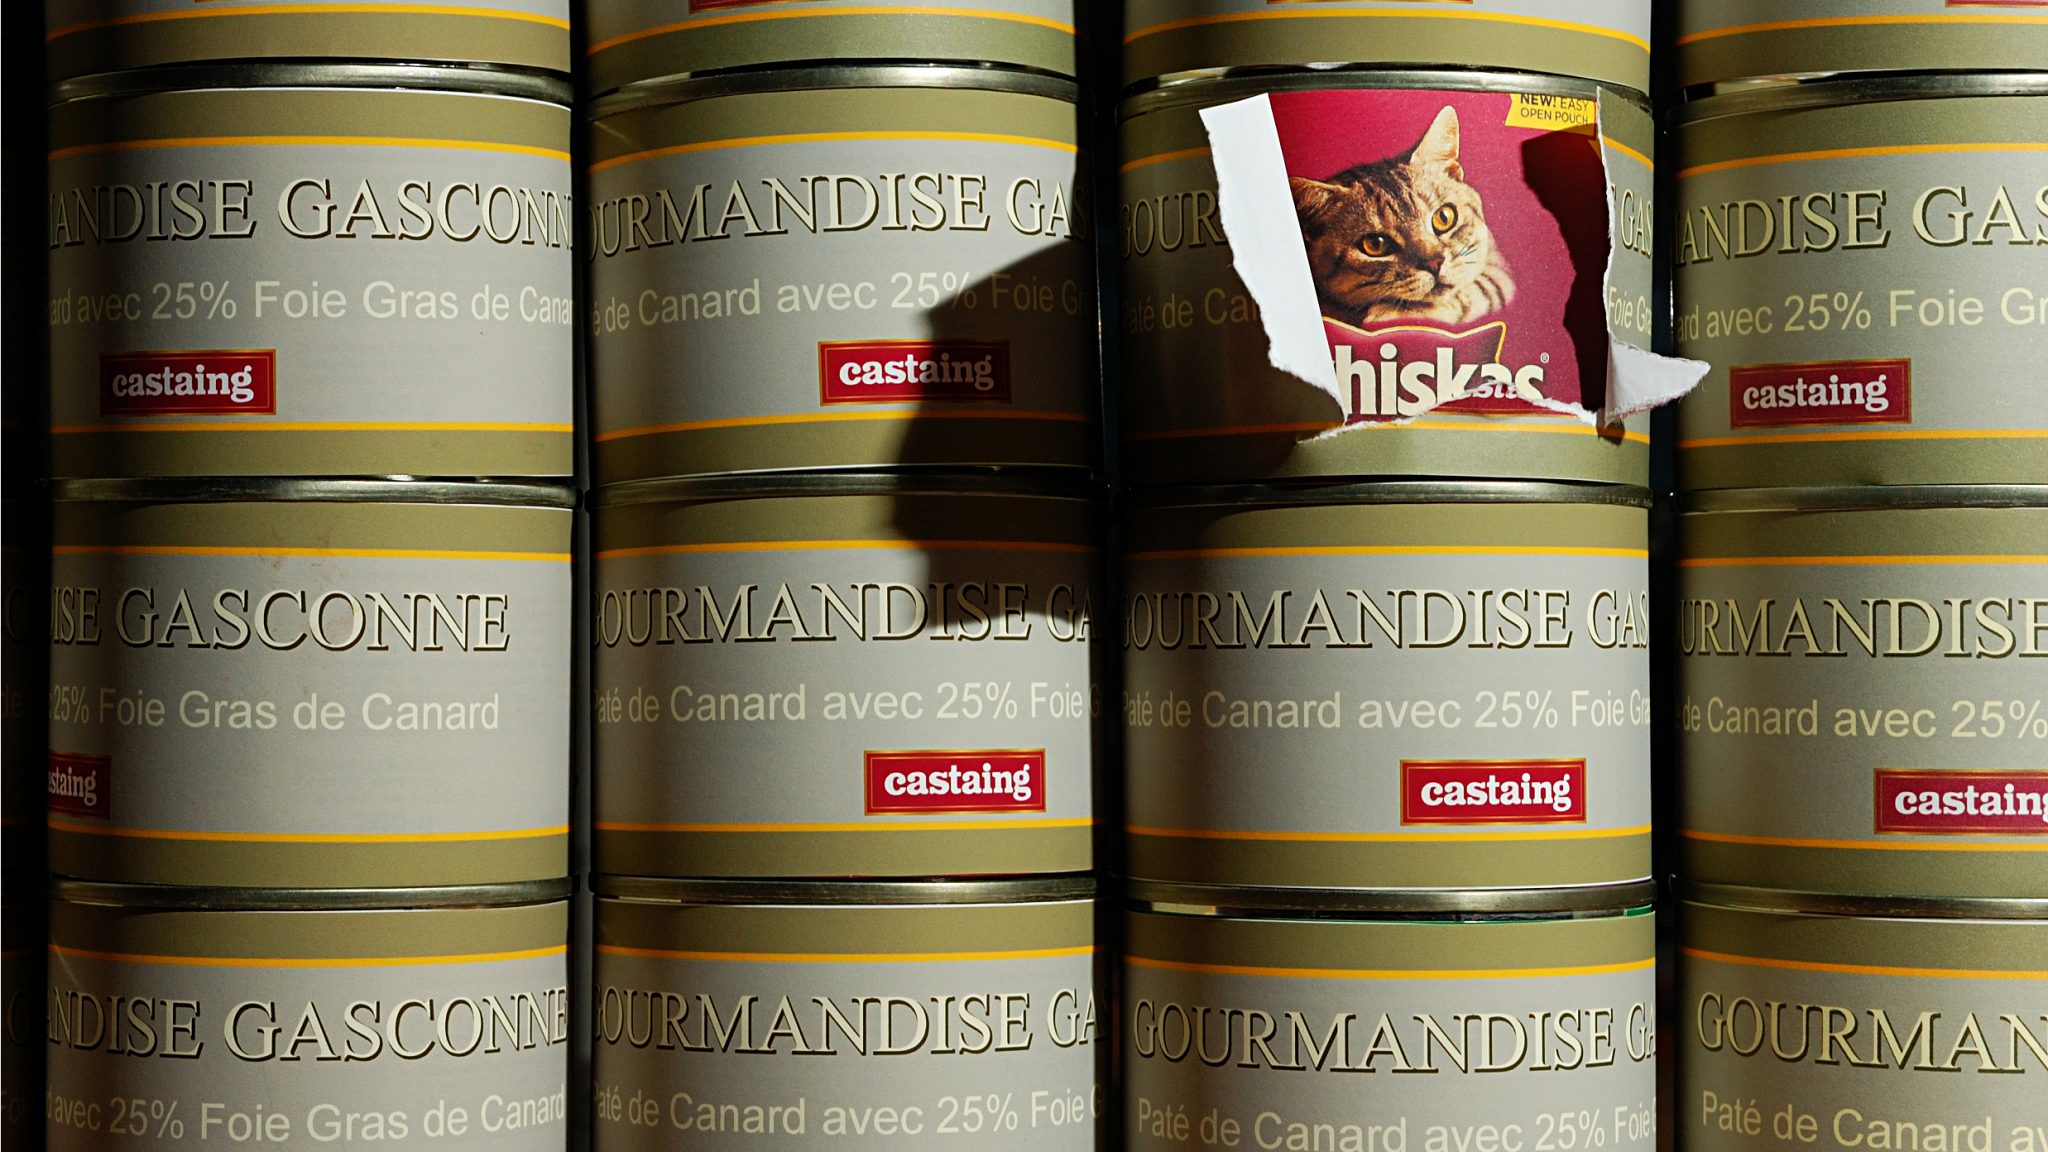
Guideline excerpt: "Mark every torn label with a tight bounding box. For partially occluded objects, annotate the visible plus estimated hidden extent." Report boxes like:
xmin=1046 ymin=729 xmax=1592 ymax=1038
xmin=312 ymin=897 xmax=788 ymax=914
xmin=1599 ymin=90 xmax=1709 ymax=423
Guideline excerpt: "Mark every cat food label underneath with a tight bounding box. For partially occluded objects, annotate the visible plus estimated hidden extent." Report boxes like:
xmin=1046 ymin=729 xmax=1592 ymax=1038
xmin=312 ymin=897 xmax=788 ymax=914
xmin=46 ymin=81 xmax=575 ymax=479
xmin=1119 ymin=80 xmax=1653 ymax=486
xmin=1122 ymin=494 xmax=1651 ymax=891
xmin=47 ymin=496 xmax=572 ymax=888
xmin=1126 ymin=906 xmax=1658 ymax=1152
xmin=1674 ymin=84 xmax=2048 ymax=487
xmin=1676 ymin=1 xmax=2048 ymax=88
xmin=587 ymin=79 xmax=1096 ymax=481
xmin=47 ymin=895 xmax=570 ymax=1151
xmin=1679 ymin=498 xmax=2048 ymax=900
xmin=1680 ymin=899 xmax=2048 ymax=1152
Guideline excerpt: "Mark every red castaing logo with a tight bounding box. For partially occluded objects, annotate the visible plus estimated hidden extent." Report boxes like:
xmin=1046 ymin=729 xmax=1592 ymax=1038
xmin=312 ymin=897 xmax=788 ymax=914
xmin=1875 ymin=770 xmax=2048 ymax=833
xmin=864 ymin=750 xmax=1047 ymax=815
xmin=819 ymin=340 xmax=1012 ymax=405
xmin=1400 ymin=759 xmax=1587 ymax=825
xmin=99 ymin=350 xmax=277 ymax=416
xmin=1728 ymin=358 xmax=1911 ymax=428
xmin=48 ymin=752 xmax=111 ymax=819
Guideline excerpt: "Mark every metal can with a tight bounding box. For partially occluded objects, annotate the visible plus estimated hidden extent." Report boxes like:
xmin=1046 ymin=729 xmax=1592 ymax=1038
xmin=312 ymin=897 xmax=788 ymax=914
xmin=3 ymin=896 xmax=40 ymax=1151
xmin=47 ymin=880 xmax=571 ymax=1151
xmin=1677 ymin=1 xmax=2048 ymax=90
xmin=1680 ymin=486 xmax=2048 ymax=901
xmin=48 ymin=479 xmax=573 ymax=889
xmin=1125 ymin=883 xmax=1659 ymax=1152
xmin=593 ymin=475 xmax=1100 ymax=879
xmin=1675 ymin=75 xmax=2048 ymax=490
xmin=1122 ymin=1 xmax=1651 ymax=94
xmin=47 ymin=65 xmax=575 ymax=480
xmin=1680 ymin=885 xmax=2048 ymax=1152
xmin=44 ymin=1 xmax=571 ymax=83
xmin=587 ymin=66 xmax=1097 ymax=484
xmin=1119 ymin=71 xmax=1653 ymax=488
xmin=593 ymin=877 xmax=1105 ymax=1150
xmin=585 ymin=2 xmax=1079 ymax=96
xmin=1124 ymin=482 xmax=1652 ymax=893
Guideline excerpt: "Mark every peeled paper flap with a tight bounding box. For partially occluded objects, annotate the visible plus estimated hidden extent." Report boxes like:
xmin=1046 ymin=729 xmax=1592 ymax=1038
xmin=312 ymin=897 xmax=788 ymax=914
xmin=1201 ymin=89 xmax=1708 ymax=429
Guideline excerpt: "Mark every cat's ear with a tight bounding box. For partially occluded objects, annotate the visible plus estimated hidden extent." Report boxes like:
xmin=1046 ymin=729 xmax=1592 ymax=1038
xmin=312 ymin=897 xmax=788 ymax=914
xmin=1410 ymin=106 xmax=1463 ymax=180
xmin=1290 ymin=177 xmax=1344 ymax=228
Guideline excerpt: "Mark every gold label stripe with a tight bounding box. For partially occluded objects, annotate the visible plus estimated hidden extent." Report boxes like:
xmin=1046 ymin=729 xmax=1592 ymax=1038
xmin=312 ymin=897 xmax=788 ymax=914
xmin=1681 ymin=555 xmax=2048 ymax=568
xmin=1126 ymin=8 xmax=1648 ymax=50
xmin=1680 ymin=428 xmax=2048 ymax=449
xmin=597 ymin=817 xmax=1093 ymax=833
xmin=1120 ymin=146 xmax=1213 ymax=174
xmin=48 ymin=819 xmax=568 ymax=844
xmin=599 ymin=944 xmax=1094 ymax=964
xmin=1127 ymin=955 xmax=1655 ymax=980
xmin=55 ymin=545 xmax=569 ymax=562
xmin=53 ymin=421 xmax=573 ymax=435
xmin=1682 ymin=829 xmax=2048 ymax=853
xmin=1683 ymin=947 xmax=2047 ymax=981
xmin=1130 ymin=419 xmax=1649 ymax=445
xmin=1129 ymin=823 xmax=1651 ymax=844
xmin=591 ymin=130 xmax=1075 ymax=174
xmin=1678 ymin=12 xmax=2048 ymax=46
xmin=51 ymin=136 xmax=568 ymax=162
xmin=595 ymin=408 xmax=1089 ymax=441
xmin=1680 ymin=142 xmax=2048 ymax=180
xmin=597 ymin=539 xmax=1094 ymax=559
xmin=1127 ymin=545 xmax=1647 ymax=561
xmin=52 ymin=944 xmax=566 ymax=969
xmin=1603 ymin=137 xmax=1653 ymax=170
xmin=587 ymin=6 xmax=1073 ymax=55
xmin=49 ymin=4 xmax=570 ymax=40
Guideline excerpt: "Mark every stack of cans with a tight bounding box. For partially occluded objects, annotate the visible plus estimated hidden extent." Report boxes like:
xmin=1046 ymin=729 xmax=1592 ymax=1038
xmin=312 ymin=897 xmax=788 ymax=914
xmin=579 ymin=7 xmax=1109 ymax=1149
xmin=1671 ymin=6 xmax=2048 ymax=1144
xmin=40 ymin=6 xmax=576 ymax=1148
xmin=1114 ymin=5 xmax=1663 ymax=1147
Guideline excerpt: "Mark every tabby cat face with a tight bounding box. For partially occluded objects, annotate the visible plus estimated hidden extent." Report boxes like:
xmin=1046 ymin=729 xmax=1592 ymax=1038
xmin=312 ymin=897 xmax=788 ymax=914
xmin=1291 ymin=106 xmax=1513 ymax=325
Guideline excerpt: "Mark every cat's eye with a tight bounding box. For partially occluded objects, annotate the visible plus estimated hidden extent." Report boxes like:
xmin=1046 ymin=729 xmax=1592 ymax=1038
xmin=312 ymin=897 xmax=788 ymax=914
xmin=1360 ymin=233 xmax=1394 ymax=257
xmin=1432 ymin=204 xmax=1459 ymax=234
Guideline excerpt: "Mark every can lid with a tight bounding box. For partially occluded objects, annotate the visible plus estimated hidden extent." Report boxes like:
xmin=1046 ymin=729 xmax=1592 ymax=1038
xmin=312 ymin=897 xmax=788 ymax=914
xmin=52 ymin=477 xmax=578 ymax=510
xmin=589 ymin=63 xmax=1079 ymax=120
xmin=1125 ymin=879 xmax=1659 ymax=919
xmin=1677 ymin=71 xmax=2048 ymax=125
xmin=1120 ymin=67 xmax=1646 ymax=121
xmin=1683 ymin=485 xmax=2048 ymax=514
xmin=50 ymin=878 xmax=574 ymax=911
xmin=1680 ymin=882 xmax=2048 ymax=922
xmin=595 ymin=875 xmax=1096 ymax=907
xmin=590 ymin=469 xmax=1103 ymax=509
xmin=1130 ymin=479 xmax=1653 ymax=512
xmin=51 ymin=61 xmax=574 ymax=107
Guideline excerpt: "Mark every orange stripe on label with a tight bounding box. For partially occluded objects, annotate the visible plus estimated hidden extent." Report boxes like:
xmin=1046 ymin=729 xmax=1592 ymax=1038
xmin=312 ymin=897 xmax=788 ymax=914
xmin=1127 ymin=955 xmax=1656 ymax=981
xmin=1682 ymin=947 xmax=2048 ymax=981
xmin=594 ymin=409 xmax=1089 ymax=442
xmin=1603 ymin=137 xmax=1653 ymax=171
xmin=595 ymin=539 xmax=1095 ymax=560
xmin=48 ymin=819 xmax=569 ymax=844
xmin=48 ymin=4 xmax=570 ymax=40
xmin=598 ymin=817 xmax=1093 ymax=833
xmin=591 ymin=131 xmax=1075 ymax=173
xmin=586 ymin=6 xmax=1073 ymax=55
xmin=598 ymin=944 xmax=1094 ymax=964
xmin=51 ymin=944 xmax=567 ymax=969
xmin=1679 ymin=428 xmax=2048 ymax=449
xmin=1679 ymin=142 xmax=2048 ymax=179
xmin=1677 ymin=12 xmax=2048 ymax=46
xmin=1682 ymin=829 xmax=2048 ymax=853
xmin=1120 ymin=146 xmax=1213 ymax=174
xmin=53 ymin=545 xmax=568 ymax=562
xmin=1129 ymin=823 xmax=1652 ymax=844
xmin=1131 ymin=419 xmax=1649 ymax=445
xmin=1126 ymin=545 xmax=1647 ymax=561
xmin=53 ymin=421 xmax=573 ymax=435
xmin=50 ymin=136 xmax=568 ymax=162
xmin=1124 ymin=8 xmax=1650 ymax=52
xmin=1681 ymin=555 xmax=2048 ymax=568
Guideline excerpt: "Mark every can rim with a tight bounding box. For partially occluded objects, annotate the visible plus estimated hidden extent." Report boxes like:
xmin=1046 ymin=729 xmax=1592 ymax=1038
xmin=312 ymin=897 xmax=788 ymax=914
xmin=1680 ymin=882 xmax=2048 ymax=922
xmin=589 ymin=63 xmax=1079 ymax=120
xmin=1683 ymin=484 xmax=2048 ymax=514
xmin=50 ymin=878 xmax=574 ymax=911
xmin=1119 ymin=66 xmax=1648 ymax=121
xmin=50 ymin=61 xmax=574 ymax=107
xmin=594 ymin=875 xmax=1096 ymax=906
xmin=1125 ymin=879 xmax=1658 ymax=918
xmin=1676 ymin=71 xmax=2048 ymax=124
xmin=590 ymin=470 xmax=1102 ymax=509
xmin=51 ymin=477 xmax=579 ymax=509
xmin=1129 ymin=479 xmax=1652 ymax=512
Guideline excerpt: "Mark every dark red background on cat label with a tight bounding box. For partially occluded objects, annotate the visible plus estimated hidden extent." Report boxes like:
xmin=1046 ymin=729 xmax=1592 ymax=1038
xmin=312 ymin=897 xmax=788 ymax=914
xmin=1270 ymin=89 xmax=1609 ymax=410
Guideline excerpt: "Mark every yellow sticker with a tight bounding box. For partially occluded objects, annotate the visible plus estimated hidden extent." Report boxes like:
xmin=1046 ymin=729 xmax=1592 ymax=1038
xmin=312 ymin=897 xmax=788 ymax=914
xmin=1505 ymin=94 xmax=1598 ymax=133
